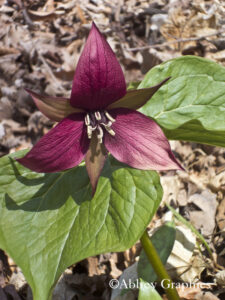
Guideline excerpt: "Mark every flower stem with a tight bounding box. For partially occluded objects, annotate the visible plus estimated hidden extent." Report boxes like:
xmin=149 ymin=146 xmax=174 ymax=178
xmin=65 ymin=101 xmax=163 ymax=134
xmin=140 ymin=229 xmax=180 ymax=300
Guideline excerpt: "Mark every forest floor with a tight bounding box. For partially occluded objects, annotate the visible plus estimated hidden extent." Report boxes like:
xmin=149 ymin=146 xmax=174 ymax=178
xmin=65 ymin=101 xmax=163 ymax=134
xmin=0 ymin=0 xmax=225 ymax=299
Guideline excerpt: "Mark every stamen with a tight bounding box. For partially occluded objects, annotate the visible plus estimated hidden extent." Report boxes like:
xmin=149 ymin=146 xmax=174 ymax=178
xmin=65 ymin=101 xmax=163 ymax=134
xmin=102 ymin=123 xmax=116 ymax=136
xmin=87 ymin=126 xmax=93 ymax=139
xmin=95 ymin=111 xmax=101 ymax=121
xmin=87 ymin=125 xmax=97 ymax=139
xmin=97 ymin=126 xmax=104 ymax=143
xmin=106 ymin=127 xmax=116 ymax=136
xmin=85 ymin=114 xmax=90 ymax=126
xmin=105 ymin=111 xmax=115 ymax=123
xmin=85 ymin=110 xmax=116 ymax=143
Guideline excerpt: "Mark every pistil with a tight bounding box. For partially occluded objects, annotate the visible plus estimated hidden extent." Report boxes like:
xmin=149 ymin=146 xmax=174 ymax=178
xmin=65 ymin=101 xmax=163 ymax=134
xmin=97 ymin=126 xmax=104 ymax=143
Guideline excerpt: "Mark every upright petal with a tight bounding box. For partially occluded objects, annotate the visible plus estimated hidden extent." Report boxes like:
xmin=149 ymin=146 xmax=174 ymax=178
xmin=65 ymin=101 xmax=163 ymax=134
xmin=70 ymin=22 xmax=126 ymax=110
xmin=25 ymin=89 xmax=83 ymax=122
xmin=104 ymin=108 xmax=183 ymax=171
xmin=17 ymin=113 xmax=89 ymax=173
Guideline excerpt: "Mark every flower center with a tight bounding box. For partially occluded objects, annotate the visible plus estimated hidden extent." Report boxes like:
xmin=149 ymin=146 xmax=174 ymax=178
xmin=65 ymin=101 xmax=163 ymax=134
xmin=84 ymin=110 xmax=115 ymax=143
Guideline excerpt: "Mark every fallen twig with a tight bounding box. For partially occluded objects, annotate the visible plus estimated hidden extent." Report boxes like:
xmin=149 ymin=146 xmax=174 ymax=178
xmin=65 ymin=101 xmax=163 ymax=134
xmin=126 ymin=29 xmax=225 ymax=51
xmin=8 ymin=0 xmax=34 ymax=28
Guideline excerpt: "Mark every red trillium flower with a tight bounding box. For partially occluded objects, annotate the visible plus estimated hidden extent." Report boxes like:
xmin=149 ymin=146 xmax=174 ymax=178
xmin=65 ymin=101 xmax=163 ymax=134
xmin=18 ymin=22 xmax=183 ymax=191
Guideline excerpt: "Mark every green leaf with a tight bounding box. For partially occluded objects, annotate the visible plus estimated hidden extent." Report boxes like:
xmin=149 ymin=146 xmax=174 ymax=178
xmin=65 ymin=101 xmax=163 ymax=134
xmin=138 ymin=279 xmax=162 ymax=300
xmin=139 ymin=56 xmax=225 ymax=147
xmin=127 ymin=81 xmax=141 ymax=90
xmin=138 ymin=222 xmax=176 ymax=283
xmin=0 ymin=151 xmax=162 ymax=300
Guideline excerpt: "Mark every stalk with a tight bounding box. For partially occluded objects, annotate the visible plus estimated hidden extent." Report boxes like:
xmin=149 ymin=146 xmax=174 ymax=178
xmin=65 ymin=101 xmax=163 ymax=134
xmin=140 ymin=229 xmax=180 ymax=300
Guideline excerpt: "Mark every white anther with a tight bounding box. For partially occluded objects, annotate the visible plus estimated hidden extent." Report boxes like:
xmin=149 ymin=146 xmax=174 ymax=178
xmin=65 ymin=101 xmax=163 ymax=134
xmin=97 ymin=126 xmax=104 ymax=143
xmin=101 ymin=122 xmax=115 ymax=136
xmin=95 ymin=111 xmax=101 ymax=121
xmin=87 ymin=125 xmax=97 ymax=139
xmin=85 ymin=114 xmax=90 ymax=126
xmin=87 ymin=126 xmax=93 ymax=139
xmin=105 ymin=126 xmax=115 ymax=136
xmin=105 ymin=111 xmax=115 ymax=123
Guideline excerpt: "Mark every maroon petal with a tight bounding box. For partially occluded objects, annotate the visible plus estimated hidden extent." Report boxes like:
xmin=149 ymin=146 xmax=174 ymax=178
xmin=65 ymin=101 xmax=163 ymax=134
xmin=70 ymin=22 xmax=126 ymax=110
xmin=104 ymin=108 xmax=183 ymax=171
xmin=17 ymin=113 xmax=89 ymax=173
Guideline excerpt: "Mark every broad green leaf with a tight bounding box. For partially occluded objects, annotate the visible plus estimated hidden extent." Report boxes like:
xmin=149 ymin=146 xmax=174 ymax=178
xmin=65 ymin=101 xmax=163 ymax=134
xmin=138 ymin=279 xmax=162 ymax=300
xmin=138 ymin=222 xmax=176 ymax=283
xmin=0 ymin=151 xmax=162 ymax=300
xmin=139 ymin=56 xmax=225 ymax=147
xmin=127 ymin=81 xmax=141 ymax=90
